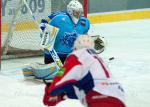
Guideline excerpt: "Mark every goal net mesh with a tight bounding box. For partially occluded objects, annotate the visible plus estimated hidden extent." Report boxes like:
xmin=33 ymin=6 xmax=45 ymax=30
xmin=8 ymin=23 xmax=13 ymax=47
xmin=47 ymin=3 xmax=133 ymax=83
xmin=2 ymin=0 xmax=86 ymax=59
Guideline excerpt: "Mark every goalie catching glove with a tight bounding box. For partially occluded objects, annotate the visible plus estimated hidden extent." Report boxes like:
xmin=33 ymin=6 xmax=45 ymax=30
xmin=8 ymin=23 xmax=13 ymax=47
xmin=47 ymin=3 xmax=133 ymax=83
xmin=74 ymin=34 xmax=106 ymax=54
xmin=92 ymin=35 xmax=106 ymax=54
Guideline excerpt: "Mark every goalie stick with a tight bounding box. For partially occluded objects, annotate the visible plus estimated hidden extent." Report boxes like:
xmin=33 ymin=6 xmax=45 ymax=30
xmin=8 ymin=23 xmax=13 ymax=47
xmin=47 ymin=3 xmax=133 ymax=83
xmin=22 ymin=0 xmax=63 ymax=69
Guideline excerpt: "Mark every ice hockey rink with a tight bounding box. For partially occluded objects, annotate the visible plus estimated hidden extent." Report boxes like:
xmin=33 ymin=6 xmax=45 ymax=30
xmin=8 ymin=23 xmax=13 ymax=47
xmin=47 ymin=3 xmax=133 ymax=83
xmin=1 ymin=19 xmax=150 ymax=107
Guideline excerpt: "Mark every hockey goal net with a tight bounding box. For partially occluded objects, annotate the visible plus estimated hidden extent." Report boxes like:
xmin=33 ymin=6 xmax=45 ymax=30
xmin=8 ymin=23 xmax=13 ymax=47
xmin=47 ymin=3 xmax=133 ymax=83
xmin=2 ymin=0 xmax=87 ymax=59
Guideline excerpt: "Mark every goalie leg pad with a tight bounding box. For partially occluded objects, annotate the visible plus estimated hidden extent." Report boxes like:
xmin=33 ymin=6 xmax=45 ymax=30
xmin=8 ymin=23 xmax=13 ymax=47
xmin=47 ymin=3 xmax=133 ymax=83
xmin=22 ymin=66 xmax=35 ymax=80
xmin=31 ymin=62 xmax=59 ymax=81
xmin=22 ymin=62 xmax=59 ymax=82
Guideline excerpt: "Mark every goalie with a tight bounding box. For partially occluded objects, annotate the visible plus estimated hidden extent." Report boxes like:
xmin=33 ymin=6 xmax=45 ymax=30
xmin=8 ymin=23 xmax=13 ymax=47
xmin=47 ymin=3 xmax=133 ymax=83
xmin=39 ymin=0 xmax=90 ymax=64
xmin=43 ymin=35 xmax=126 ymax=107
xmin=22 ymin=0 xmax=91 ymax=81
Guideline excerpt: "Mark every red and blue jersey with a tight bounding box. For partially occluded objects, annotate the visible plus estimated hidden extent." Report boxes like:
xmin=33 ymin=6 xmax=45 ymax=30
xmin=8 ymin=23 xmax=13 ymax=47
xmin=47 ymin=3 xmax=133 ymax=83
xmin=48 ymin=48 xmax=125 ymax=105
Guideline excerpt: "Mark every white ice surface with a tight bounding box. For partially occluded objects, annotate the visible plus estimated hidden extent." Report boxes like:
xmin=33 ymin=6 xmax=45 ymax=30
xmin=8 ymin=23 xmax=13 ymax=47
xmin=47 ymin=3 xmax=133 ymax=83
xmin=1 ymin=19 xmax=150 ymax=107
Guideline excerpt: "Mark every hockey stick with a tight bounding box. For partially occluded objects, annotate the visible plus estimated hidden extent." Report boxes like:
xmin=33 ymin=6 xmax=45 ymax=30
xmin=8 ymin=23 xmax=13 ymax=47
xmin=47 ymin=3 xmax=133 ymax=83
xmin=22 ymin=0 xmax=63 ymax=69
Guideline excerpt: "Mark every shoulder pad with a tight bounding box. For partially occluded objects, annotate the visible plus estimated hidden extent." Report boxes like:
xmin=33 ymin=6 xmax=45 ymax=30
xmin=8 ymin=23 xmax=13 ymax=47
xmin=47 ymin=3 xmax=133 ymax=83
xmin=79 ymin=16 xmax=90 ymax=27
xmin=48 ymin=11 xmax=67 ymax=19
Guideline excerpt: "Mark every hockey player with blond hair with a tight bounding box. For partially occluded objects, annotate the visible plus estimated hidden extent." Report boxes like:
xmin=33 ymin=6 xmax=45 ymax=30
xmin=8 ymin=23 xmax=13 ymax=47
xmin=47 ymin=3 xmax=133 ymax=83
xmin=43 ymin=35 xmax=126 ymax=107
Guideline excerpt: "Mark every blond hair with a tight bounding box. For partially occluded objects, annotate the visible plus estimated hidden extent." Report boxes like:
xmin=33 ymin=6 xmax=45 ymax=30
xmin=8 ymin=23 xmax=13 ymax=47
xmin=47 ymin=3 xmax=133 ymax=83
xmin=74 ymin=35 xmax=94 ymax=50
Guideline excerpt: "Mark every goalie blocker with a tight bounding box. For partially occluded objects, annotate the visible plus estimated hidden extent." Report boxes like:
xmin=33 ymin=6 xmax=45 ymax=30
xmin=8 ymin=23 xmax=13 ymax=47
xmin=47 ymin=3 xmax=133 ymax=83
xmin=40 ymin=24 xmax=63 ymax=69
xmin=40 ymin=24 xmax=59 ymax=50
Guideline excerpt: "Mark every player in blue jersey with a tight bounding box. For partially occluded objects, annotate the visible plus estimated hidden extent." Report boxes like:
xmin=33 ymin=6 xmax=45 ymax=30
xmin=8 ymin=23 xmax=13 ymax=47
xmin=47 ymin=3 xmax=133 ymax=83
xmin=40 ymin=0 xmax=90 ymax=64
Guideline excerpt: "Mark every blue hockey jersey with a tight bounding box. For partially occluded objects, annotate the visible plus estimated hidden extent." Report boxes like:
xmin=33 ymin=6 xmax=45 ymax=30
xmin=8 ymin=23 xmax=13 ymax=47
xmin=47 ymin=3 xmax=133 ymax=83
xmin=44 ymin=12 xmax=90 ymax=57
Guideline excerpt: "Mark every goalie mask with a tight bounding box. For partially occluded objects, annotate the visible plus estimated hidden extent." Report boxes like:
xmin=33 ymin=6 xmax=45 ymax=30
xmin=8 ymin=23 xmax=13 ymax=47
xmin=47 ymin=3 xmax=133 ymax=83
xmin=74 ymin=35 xmax=106 ymax=54
xmin=67 ymin=0 xmax=83 ymax=24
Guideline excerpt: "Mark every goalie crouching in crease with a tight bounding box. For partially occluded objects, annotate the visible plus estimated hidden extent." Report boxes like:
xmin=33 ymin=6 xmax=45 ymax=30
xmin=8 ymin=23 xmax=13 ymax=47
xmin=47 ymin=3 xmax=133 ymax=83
xmin=22 ymin=0 xmax=90 ymax=81
xmin=43 ymin=35 xmax=126 ymax=107
xmin=39 ymin=0 xmax=90 ymax=64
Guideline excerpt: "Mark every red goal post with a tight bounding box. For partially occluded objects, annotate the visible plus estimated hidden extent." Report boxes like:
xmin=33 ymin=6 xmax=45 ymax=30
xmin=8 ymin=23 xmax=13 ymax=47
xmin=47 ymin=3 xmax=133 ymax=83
xmin=83 ymin=0 xmax=88 ymax=18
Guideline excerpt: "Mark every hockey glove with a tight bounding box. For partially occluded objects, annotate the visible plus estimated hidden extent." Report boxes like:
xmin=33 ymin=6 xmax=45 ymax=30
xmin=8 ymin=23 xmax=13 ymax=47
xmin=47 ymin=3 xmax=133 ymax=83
xmin=43 ymin=84 xmax=65 ymax=106
xmin=39 ymin=19 xmax=48 ymax=31
xmin=92 ymin=35 xmax=106 ymax=54
xmin=40 ymin=24 xmax=59 ymax=50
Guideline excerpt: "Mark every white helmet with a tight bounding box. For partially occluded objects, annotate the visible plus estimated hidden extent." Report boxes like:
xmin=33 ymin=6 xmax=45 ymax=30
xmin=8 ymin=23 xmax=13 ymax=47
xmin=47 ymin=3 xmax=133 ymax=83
xmin=67 ymin=0 xmax=83 ymax=24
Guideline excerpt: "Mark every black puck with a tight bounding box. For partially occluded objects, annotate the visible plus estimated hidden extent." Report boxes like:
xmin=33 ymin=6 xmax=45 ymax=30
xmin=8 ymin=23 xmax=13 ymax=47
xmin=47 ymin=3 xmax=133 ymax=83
xmin=109 ymin=57 xmax=114 ymax=60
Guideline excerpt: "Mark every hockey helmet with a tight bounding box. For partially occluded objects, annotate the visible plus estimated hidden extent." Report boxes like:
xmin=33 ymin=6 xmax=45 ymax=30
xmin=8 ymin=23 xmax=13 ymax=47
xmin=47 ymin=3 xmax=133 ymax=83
xmin=67 ymin=0 xmax=83 ymax=24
